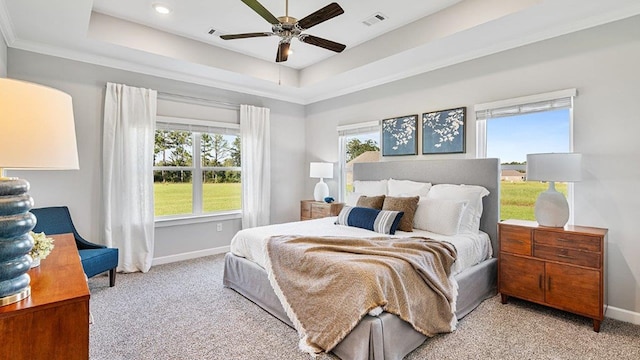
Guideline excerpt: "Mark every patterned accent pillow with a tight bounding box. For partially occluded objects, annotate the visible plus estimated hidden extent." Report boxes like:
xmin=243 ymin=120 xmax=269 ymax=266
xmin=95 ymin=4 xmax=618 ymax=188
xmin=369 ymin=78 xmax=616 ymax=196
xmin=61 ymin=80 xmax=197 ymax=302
xmin=335 ymin=206 xmax=404 ymax=235
xmin=382 ymin=196 xmax=420 ymax=232
xmin=356 ymin=195 xmax=386 ymax=210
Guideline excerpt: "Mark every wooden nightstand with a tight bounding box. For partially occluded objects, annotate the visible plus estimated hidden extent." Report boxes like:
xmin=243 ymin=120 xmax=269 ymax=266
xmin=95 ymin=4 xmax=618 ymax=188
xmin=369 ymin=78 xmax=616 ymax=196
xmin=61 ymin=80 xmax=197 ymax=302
xmin=498 ymin=219 xmax=607 ymax=332
xmin=300 ymin=200 xmax=344 ymax=220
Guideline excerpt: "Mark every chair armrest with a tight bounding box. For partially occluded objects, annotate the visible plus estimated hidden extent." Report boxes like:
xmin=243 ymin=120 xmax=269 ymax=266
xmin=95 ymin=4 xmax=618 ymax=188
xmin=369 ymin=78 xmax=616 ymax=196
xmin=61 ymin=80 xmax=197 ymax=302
xmin=75 ymin=236 xmax=107 ymax=250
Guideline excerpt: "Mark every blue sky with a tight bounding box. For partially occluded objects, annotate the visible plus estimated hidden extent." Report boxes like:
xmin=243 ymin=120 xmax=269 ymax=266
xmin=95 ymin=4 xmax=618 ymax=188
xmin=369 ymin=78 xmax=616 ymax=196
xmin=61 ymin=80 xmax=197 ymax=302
xmin=487 ymin=109 xmax=570 ymax=163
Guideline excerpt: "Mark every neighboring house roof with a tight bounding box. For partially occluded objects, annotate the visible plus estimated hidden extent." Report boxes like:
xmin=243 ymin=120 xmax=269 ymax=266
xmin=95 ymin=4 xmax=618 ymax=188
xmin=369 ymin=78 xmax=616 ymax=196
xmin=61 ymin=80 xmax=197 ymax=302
xmin=346 ymin=151 xmax=380 ymax=170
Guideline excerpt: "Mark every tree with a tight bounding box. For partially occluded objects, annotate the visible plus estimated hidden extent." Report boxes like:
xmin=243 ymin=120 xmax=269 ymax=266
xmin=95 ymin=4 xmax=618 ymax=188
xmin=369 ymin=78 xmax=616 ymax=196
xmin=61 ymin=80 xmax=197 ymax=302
xmin=230 ymin=136 xmax=241 ymax=167
xmin=153 ymin=130 xmax=193 ymax=183
xmin=346 ymin=138 xmax=380 ymax=162
xmin=202 ymin=134 xmax=230 ymax=167
xmin=154 ymin=130 xmax=171 ymax=166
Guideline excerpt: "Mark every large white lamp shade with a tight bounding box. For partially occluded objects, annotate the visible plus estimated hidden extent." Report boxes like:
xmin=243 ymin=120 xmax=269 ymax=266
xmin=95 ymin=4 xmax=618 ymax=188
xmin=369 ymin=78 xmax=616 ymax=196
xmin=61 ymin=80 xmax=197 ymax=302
xmin=0 ymin=78 xmax=79 ymax=306
xmin=527 ymin=153 xmax=582 ymax=227
xmin=310 ymin=162 xmax=333 ymax=201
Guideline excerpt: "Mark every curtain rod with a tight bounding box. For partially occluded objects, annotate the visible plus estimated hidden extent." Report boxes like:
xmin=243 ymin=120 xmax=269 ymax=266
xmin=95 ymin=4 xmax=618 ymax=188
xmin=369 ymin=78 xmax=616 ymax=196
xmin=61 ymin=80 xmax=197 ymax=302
xmin=157 ymin=91 xmax=240 ymax=110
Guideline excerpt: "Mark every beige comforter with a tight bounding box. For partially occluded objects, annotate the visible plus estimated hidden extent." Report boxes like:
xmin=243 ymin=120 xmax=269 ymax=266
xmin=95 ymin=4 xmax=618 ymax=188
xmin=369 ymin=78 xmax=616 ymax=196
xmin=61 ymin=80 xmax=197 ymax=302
xmin=264 ymin=235 xmax=458 ymax=355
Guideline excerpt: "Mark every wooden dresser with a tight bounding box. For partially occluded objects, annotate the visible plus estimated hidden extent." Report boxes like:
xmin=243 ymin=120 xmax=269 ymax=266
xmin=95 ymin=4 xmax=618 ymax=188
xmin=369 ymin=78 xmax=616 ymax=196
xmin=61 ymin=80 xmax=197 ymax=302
xmin=300 ymin=200 xmax=344 ymax=220
xmin=0 ymin=233 xmax=90 ymax=359
xmin=498 ymin=219 xmax=607 ymax=332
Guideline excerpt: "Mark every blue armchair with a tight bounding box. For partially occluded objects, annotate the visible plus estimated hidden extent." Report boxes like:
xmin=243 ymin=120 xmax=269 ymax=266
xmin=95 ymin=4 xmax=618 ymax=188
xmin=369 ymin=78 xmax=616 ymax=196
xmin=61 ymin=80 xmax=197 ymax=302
xmin=30 ymin=206 xmax=119 ymax=287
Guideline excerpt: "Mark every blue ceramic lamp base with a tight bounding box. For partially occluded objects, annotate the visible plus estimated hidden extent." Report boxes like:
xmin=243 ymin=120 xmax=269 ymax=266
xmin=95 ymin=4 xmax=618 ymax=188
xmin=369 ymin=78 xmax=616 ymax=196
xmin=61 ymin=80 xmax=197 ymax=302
xmin=0 ymin=178 xmax=35 ymax=306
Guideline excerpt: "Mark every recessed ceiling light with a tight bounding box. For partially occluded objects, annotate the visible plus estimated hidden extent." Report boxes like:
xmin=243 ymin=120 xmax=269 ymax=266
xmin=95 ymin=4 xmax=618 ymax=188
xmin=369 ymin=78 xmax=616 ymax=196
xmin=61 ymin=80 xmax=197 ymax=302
xmin=153 ymin=3 xmax=171 ymax=15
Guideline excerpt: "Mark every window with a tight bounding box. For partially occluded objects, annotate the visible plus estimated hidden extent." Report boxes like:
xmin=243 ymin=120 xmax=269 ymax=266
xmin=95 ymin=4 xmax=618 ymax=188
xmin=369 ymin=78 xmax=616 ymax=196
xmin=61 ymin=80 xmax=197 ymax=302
xmin=475 ymin=89 xmax=575 ymax=221
xmin=153 ymin=116 xmax=241 ymax=218
xmin=337 ymin=121 xmax=381 ymax=201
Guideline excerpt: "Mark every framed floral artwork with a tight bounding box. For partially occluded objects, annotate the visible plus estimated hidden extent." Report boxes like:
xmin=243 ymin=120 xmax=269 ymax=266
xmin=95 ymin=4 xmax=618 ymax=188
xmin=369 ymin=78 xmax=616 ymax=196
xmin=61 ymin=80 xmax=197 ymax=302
xmin=422 ymin=107 xmax=466 ymax=154
xmin=382 ymin=114 xmax=418 ymax=156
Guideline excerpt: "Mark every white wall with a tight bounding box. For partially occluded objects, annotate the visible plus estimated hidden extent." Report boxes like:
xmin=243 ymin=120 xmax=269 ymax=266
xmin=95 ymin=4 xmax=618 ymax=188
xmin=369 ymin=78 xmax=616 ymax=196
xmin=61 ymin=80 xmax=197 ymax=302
xmin=306 ymin=16 xmax=640 ymax=318
xmin=7 ymin=49 xmax=306 ymax=261
xmin=0 ymin=30 xmax=7 ymax=77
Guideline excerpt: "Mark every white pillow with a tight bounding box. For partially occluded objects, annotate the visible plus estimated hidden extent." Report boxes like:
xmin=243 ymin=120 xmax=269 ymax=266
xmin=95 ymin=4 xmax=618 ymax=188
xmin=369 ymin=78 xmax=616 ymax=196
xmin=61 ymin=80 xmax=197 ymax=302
xmin=414 ymin=198 xmax=467 ymax=236
xmin=387 ymin=178 xmax=432 ymax=197
xmin=352 ymin=180 xmax=388 ymax=196
xmin=426 ymin=184 xmax=490 ymax=234
xmin=345 ymin=192 xmax=362 ymax=207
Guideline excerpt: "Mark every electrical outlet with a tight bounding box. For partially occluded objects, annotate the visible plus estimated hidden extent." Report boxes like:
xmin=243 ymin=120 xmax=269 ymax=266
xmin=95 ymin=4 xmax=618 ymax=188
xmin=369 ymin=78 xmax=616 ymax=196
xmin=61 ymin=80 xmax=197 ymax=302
xmin=216 ymin=223 xmax=222 ymax=232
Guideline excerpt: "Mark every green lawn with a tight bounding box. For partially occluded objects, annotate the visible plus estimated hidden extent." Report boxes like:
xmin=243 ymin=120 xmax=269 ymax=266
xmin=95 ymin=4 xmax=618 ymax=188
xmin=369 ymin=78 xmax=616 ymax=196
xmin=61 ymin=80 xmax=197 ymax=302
xmin=154 ymin=182 xmax=241 ymax=216
xmin=500 ymin=181 xmax=566 ymax=221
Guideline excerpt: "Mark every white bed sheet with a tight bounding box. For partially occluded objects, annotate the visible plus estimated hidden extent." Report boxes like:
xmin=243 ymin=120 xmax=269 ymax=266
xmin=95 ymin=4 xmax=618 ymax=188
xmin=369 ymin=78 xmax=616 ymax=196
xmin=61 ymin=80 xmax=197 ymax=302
xmin=230 ymin=217 xmax=493 ymax=275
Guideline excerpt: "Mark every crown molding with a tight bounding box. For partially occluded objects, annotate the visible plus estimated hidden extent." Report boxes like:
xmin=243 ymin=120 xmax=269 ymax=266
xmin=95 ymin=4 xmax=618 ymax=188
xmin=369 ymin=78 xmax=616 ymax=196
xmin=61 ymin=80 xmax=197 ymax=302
xmin=8 ymin=37 xmax=308 ymax=105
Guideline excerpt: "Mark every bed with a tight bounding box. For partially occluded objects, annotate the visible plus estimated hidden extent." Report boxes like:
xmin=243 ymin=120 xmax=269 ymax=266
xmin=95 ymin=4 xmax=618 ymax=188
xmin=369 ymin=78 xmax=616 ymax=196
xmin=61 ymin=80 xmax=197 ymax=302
xmin=224 ymin=158 xmax=500 ymax=360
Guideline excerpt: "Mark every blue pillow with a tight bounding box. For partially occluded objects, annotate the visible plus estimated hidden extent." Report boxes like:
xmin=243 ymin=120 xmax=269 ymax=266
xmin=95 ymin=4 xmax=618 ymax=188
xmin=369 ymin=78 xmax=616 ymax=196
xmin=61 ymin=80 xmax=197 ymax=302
xmin=335 ymin=206 xmax=404 ymax=235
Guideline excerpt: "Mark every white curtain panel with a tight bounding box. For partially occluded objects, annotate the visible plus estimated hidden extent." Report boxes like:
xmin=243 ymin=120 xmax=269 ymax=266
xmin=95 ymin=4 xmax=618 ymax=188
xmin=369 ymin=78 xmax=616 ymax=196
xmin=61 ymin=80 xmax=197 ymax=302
xmin=240 ymin=104 xmax=271 ymax=228
xmin=103 ymin=82 xmax=157 ymax=272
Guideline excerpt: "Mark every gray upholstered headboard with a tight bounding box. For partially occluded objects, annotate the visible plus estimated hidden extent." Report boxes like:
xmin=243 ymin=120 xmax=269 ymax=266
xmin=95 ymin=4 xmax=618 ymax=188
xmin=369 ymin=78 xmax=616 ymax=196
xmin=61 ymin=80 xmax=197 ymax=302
xmin=353 ymin=158 xmax=500 ymax=254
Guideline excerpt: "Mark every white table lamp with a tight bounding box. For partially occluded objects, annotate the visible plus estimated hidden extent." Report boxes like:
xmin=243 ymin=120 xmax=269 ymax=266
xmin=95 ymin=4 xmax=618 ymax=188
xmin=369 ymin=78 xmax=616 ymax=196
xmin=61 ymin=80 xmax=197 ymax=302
xmin=310 ymin=162 xmax=333 ymax=201
xmin=0 ymin=78 xmax=79 ymax=306
xmin=526 ymin=153 xmax=581 ymax=227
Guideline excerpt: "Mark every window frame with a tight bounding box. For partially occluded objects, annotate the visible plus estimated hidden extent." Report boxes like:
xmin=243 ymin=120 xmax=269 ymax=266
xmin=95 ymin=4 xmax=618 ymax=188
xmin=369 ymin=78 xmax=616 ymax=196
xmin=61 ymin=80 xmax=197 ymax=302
xmin=474 ymin=89 xmax=577 ymax=223
xmin=154 ymin=116 xmax=241 ymax=223
xmin=337 ymin=121 xmax=381 ymax=202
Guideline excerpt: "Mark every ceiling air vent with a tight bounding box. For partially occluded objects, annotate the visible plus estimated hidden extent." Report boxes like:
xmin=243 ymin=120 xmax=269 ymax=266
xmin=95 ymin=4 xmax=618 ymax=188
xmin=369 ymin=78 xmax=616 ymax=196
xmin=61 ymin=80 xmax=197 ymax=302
xmin=207 ymin=28 xmax=216 ymax=35
xmin=362 ymin=13 xmax=387 ymax=26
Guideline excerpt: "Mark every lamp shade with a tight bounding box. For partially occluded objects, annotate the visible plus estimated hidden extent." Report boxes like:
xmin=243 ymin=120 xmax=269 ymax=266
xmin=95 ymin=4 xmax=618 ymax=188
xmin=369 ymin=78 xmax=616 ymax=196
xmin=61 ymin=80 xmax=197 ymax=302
xmin=526 ymin=153 xmax=582 ymax=182
xmin=309 ymin=162 xmax=333 ymax=179
xmin=0 ymin=78 xmax=79 ymax=170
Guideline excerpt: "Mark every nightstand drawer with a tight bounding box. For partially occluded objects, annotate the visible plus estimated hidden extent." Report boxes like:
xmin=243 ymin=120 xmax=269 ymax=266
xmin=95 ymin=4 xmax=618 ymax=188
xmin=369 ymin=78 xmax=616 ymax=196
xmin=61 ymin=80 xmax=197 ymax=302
xmin=300 ymin=201 xmax=344 ymax=220
xmin=534 ymin=230 xmax=601 ymax=252
xmin=311 ymin=203 xmax=331 ymax=217
xmin=499 ymin=225 xmax=531 ymax=255
xmin=533 ymin=244 xmax=600 ymax=268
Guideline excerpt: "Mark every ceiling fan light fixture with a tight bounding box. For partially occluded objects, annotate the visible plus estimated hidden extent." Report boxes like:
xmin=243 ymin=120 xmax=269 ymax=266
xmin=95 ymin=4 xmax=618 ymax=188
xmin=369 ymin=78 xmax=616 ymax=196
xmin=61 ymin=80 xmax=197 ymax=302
xmin=224 ymin=0 xmax=345 ymax=63
xmin=152 ymin=3 xmax=172 ymax=15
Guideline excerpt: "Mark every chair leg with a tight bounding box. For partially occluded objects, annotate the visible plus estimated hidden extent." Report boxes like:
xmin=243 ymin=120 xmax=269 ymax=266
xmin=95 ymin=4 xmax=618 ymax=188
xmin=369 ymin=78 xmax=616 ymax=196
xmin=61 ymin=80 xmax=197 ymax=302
xmin=109 ymin=268 xmax=116 ymax=287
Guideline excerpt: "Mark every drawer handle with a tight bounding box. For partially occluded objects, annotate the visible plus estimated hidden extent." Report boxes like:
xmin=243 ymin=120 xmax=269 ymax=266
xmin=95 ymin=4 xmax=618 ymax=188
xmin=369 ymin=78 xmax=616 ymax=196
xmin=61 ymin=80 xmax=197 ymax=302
xmin=557 ymin=238 xmax=571 ymax=242
xmin=557 ymin=254 xmax=571 ymax=258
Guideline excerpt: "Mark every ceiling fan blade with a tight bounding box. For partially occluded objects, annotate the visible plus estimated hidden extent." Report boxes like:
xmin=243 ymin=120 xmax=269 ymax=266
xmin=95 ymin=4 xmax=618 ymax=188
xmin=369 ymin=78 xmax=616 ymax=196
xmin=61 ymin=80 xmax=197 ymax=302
xmin=220 ymin=32 xmax=273 ymax=40
xmin=240 ymin=0 xmax=280 ymax=25
xmin=276 ymin=42 xmax=290 ymax=63
xmin=299 ymin=35 xmax=346 ymax=53
xmin=297 ymin=3 xmax=344 ymax=30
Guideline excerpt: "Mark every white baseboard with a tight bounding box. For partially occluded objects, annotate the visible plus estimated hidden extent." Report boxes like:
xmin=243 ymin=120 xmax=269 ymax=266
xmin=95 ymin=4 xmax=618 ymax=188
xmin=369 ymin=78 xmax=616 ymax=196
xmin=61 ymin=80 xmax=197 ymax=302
xmin=606 ymin=305 xmax=640 ymax=325
xmin=152 ymin=246 xmax=230 ymax=266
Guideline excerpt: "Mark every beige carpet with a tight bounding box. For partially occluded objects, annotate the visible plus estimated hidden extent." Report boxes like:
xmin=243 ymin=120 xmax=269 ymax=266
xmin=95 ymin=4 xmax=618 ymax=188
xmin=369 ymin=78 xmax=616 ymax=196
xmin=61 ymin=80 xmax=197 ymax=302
xmin=88 ymin=254 xmax=640 ymax=360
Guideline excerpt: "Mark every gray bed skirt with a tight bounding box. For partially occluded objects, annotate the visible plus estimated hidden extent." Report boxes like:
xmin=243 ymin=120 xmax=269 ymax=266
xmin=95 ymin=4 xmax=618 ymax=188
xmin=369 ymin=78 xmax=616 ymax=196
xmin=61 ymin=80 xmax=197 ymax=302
xmin=223 ymin=253 xmax=497 ymax=360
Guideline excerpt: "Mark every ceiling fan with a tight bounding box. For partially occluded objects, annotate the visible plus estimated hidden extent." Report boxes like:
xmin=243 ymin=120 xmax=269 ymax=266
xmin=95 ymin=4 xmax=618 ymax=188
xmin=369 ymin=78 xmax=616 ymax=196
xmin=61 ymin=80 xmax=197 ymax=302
xmin=220 ymin=0 xmax=346 ymax=63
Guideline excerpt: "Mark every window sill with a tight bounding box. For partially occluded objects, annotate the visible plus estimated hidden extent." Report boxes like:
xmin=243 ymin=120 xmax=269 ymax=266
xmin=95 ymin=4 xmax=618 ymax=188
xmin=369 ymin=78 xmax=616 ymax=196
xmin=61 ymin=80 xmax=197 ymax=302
xmin=154 ymin=211 xmax=242 ymax=228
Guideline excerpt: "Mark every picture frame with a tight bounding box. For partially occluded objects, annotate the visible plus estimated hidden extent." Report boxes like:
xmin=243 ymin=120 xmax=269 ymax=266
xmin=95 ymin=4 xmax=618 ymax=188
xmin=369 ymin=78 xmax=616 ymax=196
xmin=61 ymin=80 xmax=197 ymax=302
xmin=382 ymin=114 xmax=418 ymax=156
xmin=422 ymin=107 xmax=466 ymax=154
